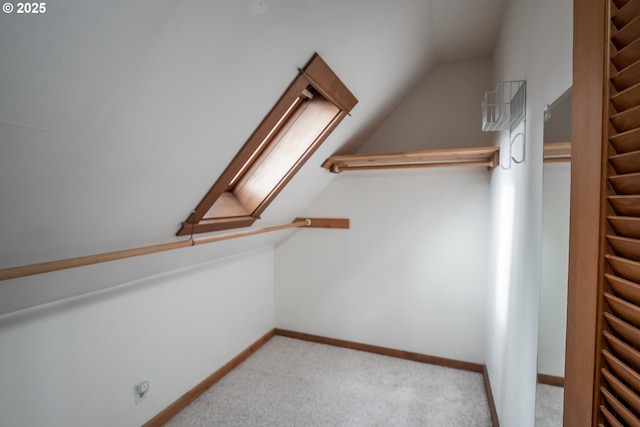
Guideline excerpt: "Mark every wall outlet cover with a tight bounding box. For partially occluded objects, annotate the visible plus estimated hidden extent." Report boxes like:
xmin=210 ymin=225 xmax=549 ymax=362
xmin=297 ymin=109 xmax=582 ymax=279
xmin=135 ymin=381 xmax=149 ymax=404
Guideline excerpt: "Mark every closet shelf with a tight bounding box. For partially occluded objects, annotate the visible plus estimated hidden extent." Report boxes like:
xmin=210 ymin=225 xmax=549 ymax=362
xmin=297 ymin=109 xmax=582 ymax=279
xmin=322 ymin=146 xmax=500 ymax=173
xmin=543 ymin=141 xmax=572 ymax=163
xmin=322 ymin=141 xmax=571 ymax=174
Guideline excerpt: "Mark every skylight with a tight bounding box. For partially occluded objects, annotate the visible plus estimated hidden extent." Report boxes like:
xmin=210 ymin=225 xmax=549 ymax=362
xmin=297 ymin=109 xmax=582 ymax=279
xmin=177 ymin=53 xmax=357 ymax=236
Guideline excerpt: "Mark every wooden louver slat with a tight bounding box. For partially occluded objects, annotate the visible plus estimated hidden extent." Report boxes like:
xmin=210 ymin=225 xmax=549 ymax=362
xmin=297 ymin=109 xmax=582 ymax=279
xmin=604 ymin=330 xmax=640 ymax=368
xmin=609 ymin=216 xmax=640 ymax=239
xmin=601 ymin=404 xmax=626 ymax=427
xmin=610 ymin=128 xmax=640 ymax=153
xmin=610 ymin=172 xmax=640 ymax=194
xmin=610 ymin=150 xmax=640 ymax=173
xmin=603 ymin=349 xmax=640 ymax=391
xmin=611 ymin=37 xmax=640 ymax=71
xmin=602 ymin=370 xmax=640 ymax=417
xmin=611 ymin=82 xmax=640 ymax=112
xmin=610 ymin=196 xmax=640 ymax=216
xmin=608 ymin=235 xmax=640 ymax=261
xmin=614 ymin=0 xmax=633 ymax=10
xmin=605 ymin=313 xmax=640 ymax=348
xmin=601 ymin=386 xmax=640 ymax=426
xmin=608 ymin=254 xmax=640 ymax=283
xmin=607 ymin=273 xmax=640 ymax=304
xmin=610 ymin=104 xmax=640 ymax=133
xmin=605 ymin=293 xmax=640 ymax=325
xmin=585 ymin=2 xmax=640 ymax=424
xmin=612 ymin=15 xmax=640 ymax=50
xmin=613 ymin=0 xmax=631 ymax=9
xmin=613 ymin=0 xmax=640 ymax=28
xmin=611 ymin=60 xmax=640 ymax=92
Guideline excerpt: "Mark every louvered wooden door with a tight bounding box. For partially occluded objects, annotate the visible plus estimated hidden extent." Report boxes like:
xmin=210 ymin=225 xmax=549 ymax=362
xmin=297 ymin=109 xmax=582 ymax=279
xmin=597 ymin=0 xmax=640 ymax=425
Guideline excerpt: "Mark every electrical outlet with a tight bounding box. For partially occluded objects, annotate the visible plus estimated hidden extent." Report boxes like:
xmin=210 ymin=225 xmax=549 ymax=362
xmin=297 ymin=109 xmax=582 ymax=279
xmin=135 ymin=381 xmax=149 ymax=404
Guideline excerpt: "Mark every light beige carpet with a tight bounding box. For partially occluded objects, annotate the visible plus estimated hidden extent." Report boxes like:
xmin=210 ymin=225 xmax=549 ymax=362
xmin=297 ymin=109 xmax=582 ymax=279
xmin=166 ymin=336 xmax=491 ymax=426
xmin=535 ymin=384 xmax=563 ymax=426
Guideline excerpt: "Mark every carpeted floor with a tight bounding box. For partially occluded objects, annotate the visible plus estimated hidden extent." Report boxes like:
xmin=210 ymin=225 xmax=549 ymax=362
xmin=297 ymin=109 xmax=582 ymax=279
xmin=165 ymin=336 xmax=492 ymax=426
xmin=535 ymin=384 xmax=563 ymax=426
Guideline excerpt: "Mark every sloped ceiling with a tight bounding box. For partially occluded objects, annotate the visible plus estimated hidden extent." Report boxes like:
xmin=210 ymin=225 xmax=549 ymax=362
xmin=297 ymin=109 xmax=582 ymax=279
xmin=0 ymin=0 xmax=506 ymax=271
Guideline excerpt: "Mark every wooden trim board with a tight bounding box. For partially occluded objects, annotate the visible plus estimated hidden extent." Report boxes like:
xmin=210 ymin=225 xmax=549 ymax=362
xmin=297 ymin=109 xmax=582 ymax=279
xmin=276 ymin=329 xmax=498 ymax=426
xmin=483 ymin=366 xmax=500 ymax=427
xmin=538 ymin=373 xmax=565 ymax=388
xmin=564 ymin=0 xmax=607 ymax=425
xmin=274 ymin=329 xmax=484 ymax=372
xmin=142 ymin=329 xmax=275 ymax=427
xmin=144 ymin=328 xmax=499 ymax=426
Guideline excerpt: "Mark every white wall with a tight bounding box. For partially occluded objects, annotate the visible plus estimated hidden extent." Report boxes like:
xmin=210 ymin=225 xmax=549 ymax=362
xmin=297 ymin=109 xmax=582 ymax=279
xmin=538 ymin=162 xmax=570 ymax=377
xmin=275 ymin=58 xmax=494 ymax=363
xmin=486 ymin=0 xmax=572 ymax=425
xmin=0 ymin=246 xmax=275 ymax=427
xmin=0 ymin=0 xmax=443 ymax=274
xmin=359 ymin=58 xmax=493 ymax=154
xmin=0 ymin=231 xmax=287 ymax=316
xmin=275 ymin=167 xmax=490 ymax=363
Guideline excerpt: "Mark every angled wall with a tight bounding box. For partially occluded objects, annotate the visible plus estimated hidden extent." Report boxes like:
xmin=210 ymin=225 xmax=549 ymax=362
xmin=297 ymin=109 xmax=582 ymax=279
xmin=359 ymin=58 xmax=493 ymax=154
xmin=0 ymin=247 xmax=275 ymax=427
xmin=275 ymin=59 xmax=494 ymax=364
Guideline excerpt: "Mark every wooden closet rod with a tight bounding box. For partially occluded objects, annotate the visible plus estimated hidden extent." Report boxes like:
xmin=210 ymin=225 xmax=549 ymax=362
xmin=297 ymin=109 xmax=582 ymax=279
xmin=0 ymin=217 xmax=349 ymax=282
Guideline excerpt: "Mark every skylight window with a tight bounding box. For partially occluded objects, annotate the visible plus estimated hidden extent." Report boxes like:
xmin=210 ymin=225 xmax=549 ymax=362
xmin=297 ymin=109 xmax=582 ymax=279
xmin=177 ymin=53 xmax=357 ymax=236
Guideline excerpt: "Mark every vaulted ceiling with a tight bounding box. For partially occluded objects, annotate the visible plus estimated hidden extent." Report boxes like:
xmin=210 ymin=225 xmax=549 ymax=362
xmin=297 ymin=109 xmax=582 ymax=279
xmin=0 ymin=0 xmax=507 ymax=270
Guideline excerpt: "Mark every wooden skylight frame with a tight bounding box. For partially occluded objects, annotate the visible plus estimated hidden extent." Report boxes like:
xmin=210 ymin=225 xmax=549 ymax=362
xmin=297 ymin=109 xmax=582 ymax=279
xmin=177 ymin=53 xmax=357 ymax=236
